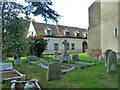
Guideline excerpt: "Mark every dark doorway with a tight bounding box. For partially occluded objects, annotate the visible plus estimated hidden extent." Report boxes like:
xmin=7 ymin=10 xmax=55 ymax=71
xmin=82 ymin=41 xmax=88 ymax=53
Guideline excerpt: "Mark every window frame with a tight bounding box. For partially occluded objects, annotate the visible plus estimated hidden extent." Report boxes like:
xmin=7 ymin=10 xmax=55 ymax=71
xmin=114 ymin=27 xmax=119 ymax=36
xmin=76 ymin=32 xmax=80 ymax=38
xmin=71 ymin=43 xmax=75 ymax=50
xmin=54 ymin=43 xmax=59 ymax=50
xmin=67 ymin=43 xmax=70 ymax=50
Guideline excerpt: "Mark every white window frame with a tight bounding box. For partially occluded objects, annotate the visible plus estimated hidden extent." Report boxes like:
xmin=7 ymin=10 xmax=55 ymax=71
xmin=45 ymin=28 xmax=52 ymax=36
xmin=71 ymin=43 xmax=75 ymax=50
xmin=54 ymin=43 xmax=59 ymax=50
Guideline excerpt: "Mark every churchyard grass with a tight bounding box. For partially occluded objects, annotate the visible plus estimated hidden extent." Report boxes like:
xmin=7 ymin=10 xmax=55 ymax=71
xmin=2 ymin=53 xmax=118 ymax=88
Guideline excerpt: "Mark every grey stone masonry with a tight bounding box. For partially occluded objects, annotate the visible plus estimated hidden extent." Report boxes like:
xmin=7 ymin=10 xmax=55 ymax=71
xmin=107 ymin=51 xmax=117 ymax=73
xmin=47 ymin=62 xmax=62 ymax=81
xmin=72 ymin=54 xmax=79 ymax=61
xmin=14 ymin=59 xmax=23 ymax=65
xmin=27 ymin=56 xmax=37 ymax=61
xmin=0 ymin=62 xmax=13 ymax=71
xmin=54 ymin=51 xmax=58 ymax=57
xmin=104 ymin=49 xmax=112 ymax=68
xmin=61 ymin=40 xmax=71 ymax=62
xmin=62 ymin=40 xmax=68 ymax=54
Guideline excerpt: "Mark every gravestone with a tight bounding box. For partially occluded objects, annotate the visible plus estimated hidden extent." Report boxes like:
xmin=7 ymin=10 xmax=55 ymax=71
xmin=14 ymin=59 xmax=23 ymax=65
xmin=60 ymin=40 xmax=71 ymax=62
xmin=54 ymin=51 xmax=58 ymax=57
xmin=107 ymin=51 xmax=117 ymax=73
xmin=27 ymin=56 xmax=37 ymax=61
xmin=47 ymin=62 xmax=62 ymax=81
xmin=0 ymin=62 xmax=13 ymax=71
xmin=72 ymin=54 xmax=79 ymax=61
xmin=104 ymin=49 xmax=112 ymax=68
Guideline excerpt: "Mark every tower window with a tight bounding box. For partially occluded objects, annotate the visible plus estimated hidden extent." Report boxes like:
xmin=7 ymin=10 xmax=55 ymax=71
xmin=114 ymin=27 xmax=119 ymax=36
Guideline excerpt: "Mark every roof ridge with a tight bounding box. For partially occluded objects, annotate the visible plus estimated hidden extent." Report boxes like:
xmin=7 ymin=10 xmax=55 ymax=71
xmin=32 ymin=22 xmax=86 ymax=30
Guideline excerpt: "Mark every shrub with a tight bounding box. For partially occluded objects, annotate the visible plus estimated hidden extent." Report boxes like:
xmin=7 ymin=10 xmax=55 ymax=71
xmin=28 ymin=35 xmax=47 ymax=57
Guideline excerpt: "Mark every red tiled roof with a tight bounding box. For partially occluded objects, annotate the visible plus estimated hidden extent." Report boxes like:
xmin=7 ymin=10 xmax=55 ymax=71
xmin=32 ymin=22 xmax=87 ymax=38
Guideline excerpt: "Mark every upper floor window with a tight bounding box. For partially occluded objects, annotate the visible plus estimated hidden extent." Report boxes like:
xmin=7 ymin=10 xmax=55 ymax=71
xmin=46 ymin=28 xmax=52 ymax=36
xmin=65 ymin=30 xmax=70 ymax=37
xmin=86 ymin=34 xmax=87 ymax=38
xmin=76 ymin=32 xmax=80 ymax=38
xmin=114 ymin=27 xmax=119 ymax=36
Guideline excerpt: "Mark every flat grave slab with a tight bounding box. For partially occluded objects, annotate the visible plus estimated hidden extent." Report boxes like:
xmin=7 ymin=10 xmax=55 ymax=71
xmin=0 ymin=62 xmax=25 ymax=82
xmin=0 ymin=62 xmax=13 ymax=71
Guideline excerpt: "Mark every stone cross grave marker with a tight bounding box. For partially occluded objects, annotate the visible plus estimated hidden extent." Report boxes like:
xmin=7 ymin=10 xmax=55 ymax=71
xmin=60 ymin=40 xmax=71 ymax=62
xmin=14 ymin=59 xmax=23 ymax=65
xmin=47 ymin=62 xmax=62 ymax=81
xmin=72 ymin=54 xmax=79 ymax=61
xmin=62 ymin=40 xmax=68 ymax=54
xmin=104 ymin=49 xmax=112 ymax=68
xmin=54 ymin=51 xmax=58 ymax=57
xmin=0 ymin=62 xmax=13 ymax=71
xmin=107 ymin=51 xmax=117 ymax=73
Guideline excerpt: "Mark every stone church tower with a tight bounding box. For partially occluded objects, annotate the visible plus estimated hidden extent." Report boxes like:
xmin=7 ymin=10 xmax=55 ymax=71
xmin=88 ymin=0 xmax=120 ymax=59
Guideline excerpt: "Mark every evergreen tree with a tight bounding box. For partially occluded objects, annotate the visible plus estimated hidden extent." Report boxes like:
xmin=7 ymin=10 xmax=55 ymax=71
xmin=2 ymin=1 xmax=60 ymax=60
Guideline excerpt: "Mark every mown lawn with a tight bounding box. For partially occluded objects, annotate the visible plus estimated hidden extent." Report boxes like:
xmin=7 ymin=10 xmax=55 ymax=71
xmin=2 ymin=53 xmax=119 ymax=89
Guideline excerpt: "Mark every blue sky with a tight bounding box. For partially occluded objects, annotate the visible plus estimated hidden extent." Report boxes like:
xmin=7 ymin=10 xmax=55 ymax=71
xmin=17 ymin=0 xmax=96 ymax=29
xmin=32 ymin=0 xmax=96 ymax=29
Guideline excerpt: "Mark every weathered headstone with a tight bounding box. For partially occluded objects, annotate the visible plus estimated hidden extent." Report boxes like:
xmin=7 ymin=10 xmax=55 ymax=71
xmin=104 ymin=49 xmax=112 ymax=68
xmin=0 ymin=62 xmax=13 ymax=71
xmin=72 ymin=54 xmax=79 ymax=61
xmin=107 ymin=51 xmax=117 ymax=73
xmin=27 ymin=56 xmax=37 ymax=61
xmin=14 ymin=59 xmax=23 ymax=65
xmin=60 ymin=40 xmax=71 ymax=62
xmin=47 ymin=62 xmax=62 ymax=81
xmin=54 ymin=51 xmax=58 ymax=57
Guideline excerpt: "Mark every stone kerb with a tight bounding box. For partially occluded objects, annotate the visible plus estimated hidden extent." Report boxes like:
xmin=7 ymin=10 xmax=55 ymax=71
xmin=107 ymin=51 xmax=117 ymax=73
xmin=47 ymin=62 xmax=62 ymax=81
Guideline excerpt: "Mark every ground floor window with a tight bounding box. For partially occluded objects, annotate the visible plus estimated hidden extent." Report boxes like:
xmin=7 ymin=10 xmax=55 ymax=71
xmin=67 ymin=43 xmax=70 ymax=50
xmin=71 ymin=43 xmax=75 ymax=50
xmin=54 ymin=43 xmax=59 ymax=50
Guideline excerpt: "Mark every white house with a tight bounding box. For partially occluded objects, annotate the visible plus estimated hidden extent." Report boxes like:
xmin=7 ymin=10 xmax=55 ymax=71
xmin=27 ymin=22 xmax=88 ymax=55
